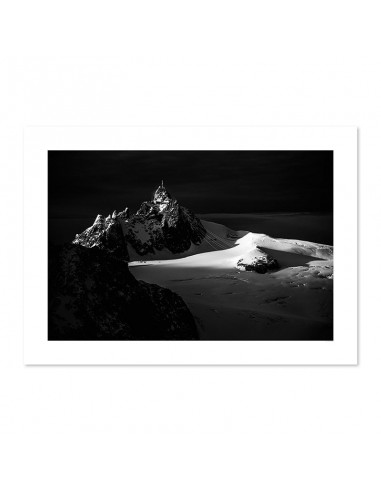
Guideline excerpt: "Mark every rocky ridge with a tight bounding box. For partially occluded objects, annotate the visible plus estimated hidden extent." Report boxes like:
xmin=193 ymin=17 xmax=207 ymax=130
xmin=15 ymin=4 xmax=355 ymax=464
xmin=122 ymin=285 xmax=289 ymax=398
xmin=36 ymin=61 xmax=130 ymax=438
xmin=48 ymin=243 xmax=198 ymax=340
xmin=50 ymin=183 xmax=204 ymax=340
xmin=73 ymin=213 xmax=129 ymax=260
xmin=74 ymin=183 xmax=206 ymax=258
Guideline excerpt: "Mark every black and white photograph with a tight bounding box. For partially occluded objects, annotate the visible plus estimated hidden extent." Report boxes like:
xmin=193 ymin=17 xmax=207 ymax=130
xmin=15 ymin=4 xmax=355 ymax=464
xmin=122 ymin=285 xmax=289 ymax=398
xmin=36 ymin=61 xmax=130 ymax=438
xmin=4 ymin=4 xmax=377 ymax=491
xmin=48 ymin=150 xmax=333 ymax=341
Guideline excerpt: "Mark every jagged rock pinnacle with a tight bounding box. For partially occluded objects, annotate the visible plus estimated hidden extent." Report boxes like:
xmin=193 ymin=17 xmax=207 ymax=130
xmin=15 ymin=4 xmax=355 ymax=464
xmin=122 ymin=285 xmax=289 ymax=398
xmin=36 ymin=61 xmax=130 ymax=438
xmin=117 ymin=207 xmax=130 ymax=220
xmin=93 ymin=214 xmax=105 ymax=225
xmin=153 ymin=181 xmax=171 ymax=204
xmin=73 ymin=183 xmax=206 ymax=258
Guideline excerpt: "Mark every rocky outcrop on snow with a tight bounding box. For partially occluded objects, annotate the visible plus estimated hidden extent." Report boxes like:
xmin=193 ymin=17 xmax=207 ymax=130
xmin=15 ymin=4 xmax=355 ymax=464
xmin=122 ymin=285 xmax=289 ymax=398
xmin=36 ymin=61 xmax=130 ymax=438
xmin=48 ymin=243 xmax=198 ymax=340
xmin=73 ymin=214 xmax=129 ymax=260
xmin=72 ymin=183 xmax=206 ymax=259
xmin=236 ymin=248 xmax=279 ymax=273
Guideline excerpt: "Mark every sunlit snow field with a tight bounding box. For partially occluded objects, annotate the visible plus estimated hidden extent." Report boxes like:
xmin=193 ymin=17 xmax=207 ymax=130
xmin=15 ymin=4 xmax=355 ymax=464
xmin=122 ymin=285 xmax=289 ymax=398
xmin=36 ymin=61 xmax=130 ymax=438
xmin=129 ymin=218 xmax=333 ymax=340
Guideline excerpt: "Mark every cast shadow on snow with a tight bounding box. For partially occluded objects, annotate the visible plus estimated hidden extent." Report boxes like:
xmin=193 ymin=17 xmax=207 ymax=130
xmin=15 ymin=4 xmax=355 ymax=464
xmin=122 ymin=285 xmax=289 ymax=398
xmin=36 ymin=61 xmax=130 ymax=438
xmin=259 ymin=247 xmax=322 ymax=271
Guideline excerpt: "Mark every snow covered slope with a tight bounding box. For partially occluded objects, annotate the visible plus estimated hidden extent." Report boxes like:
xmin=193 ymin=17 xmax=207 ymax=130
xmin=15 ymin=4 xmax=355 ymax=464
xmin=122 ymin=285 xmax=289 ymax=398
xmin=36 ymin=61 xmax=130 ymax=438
xmin=130 ymin=219 xmax=333 ymax=270
xmin=130 ymin=219 xmax=334 ymax=340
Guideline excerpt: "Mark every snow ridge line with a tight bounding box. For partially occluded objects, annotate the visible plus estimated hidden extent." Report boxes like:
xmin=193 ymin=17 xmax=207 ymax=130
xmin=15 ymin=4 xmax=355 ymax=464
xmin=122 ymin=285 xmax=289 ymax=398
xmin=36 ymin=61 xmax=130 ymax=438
xmin=194 ymin=223 xmax=235 ymax=250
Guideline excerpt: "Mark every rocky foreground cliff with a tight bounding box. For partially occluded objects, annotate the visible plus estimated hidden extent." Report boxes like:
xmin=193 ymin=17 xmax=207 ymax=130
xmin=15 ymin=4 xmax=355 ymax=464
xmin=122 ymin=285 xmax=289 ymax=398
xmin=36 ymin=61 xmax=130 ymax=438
xmin=48 ymin=243 xmax=198 ymax=340
xmin=48 ymin=183 xmax=213 ymax=340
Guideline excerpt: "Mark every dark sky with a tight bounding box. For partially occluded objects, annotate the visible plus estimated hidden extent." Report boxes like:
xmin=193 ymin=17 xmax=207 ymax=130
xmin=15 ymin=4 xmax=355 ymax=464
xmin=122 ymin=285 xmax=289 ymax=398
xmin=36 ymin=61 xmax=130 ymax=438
xmin=48 ymin=150 xmax=333 ymax=219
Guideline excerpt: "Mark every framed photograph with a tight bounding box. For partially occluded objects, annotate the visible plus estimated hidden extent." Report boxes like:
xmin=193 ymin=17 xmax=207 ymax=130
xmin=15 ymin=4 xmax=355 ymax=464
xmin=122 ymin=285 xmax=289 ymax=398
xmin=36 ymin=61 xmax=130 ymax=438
xmin=24 ymin=126 xmax=357 ymax=364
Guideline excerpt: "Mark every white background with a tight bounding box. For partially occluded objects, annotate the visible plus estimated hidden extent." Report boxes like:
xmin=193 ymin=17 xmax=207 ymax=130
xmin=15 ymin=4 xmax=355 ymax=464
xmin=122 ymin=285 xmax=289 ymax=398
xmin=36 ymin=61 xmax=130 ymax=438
xmin=1 ymin=1 xmax=379 ymax=491
xmin=24 ymin=126 xmax=357 ymax=365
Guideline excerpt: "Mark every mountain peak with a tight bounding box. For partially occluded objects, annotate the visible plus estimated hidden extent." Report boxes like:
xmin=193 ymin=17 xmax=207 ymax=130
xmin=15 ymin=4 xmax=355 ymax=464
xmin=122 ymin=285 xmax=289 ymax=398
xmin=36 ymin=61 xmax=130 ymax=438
xmin=153 ymin=181 xmax=171 ymax=204
xmin=72 ymin=182 xmax=206 ymax=259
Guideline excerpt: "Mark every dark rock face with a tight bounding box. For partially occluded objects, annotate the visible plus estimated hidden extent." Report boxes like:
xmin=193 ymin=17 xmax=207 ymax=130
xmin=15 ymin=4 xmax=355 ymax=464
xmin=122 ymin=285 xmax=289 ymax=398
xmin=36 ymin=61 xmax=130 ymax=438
xmin=126 ymin=184 xmax=206 ymax=255
xmin=48 ymin=244 xmax=198 ymax=340
xmin=73 ymin=215 xmax=129 ymax=260
xmin=72 ymin=183 xmax=206 ymax=259
xmin=55 ymin=183 xmax=203 ymax=340
xmin=237 ymin=251 xmax=279 ymax=273
xmin=139 ymin=281 xmax=197 ymax=337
